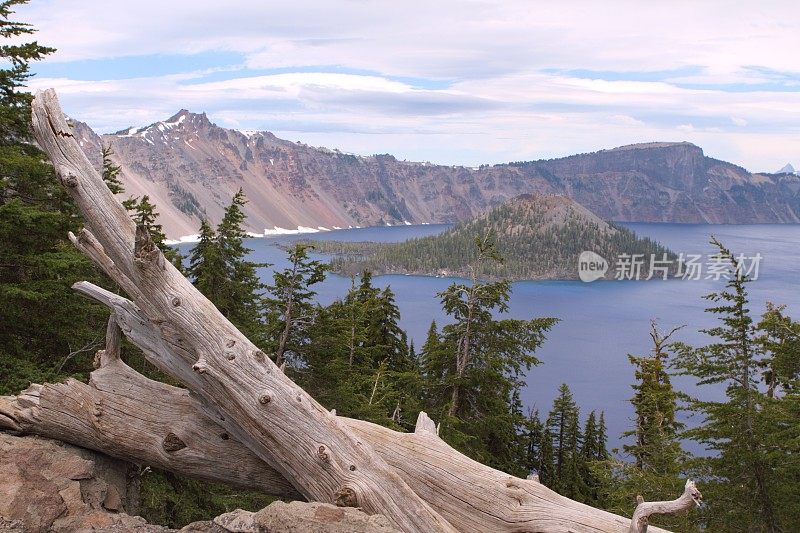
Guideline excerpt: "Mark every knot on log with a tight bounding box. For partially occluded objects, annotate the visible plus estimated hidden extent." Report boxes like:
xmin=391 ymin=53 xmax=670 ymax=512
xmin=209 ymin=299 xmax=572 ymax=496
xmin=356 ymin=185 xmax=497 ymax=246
xmin=92 ymin=350 xmax=105 ymax=369
xmin=192 ymin=360 xmax=209 ymax=374
xmin=171 ymin=296 xmax=181 ymax=307
xmin=162 ymin=432 xmax=187 ymax=453
xmin=134 ymin=224 xmax=163 ymax=268
xmin=258 ymin=393 xmax=272 ymax=405
xmin=252 ymin=350 xmax=266 ymax=363
xmin=225 ymin=351 xmax=236 ymax=361
xmin=226 ymin=339 xmax=236 ymax=348
xmin=60 ymin=171 xmax=78 ymax=188
xmin=317 ymin=445 xmax=330 ymax=463
xmin=334 ymin=486 xmax=358 ymax=508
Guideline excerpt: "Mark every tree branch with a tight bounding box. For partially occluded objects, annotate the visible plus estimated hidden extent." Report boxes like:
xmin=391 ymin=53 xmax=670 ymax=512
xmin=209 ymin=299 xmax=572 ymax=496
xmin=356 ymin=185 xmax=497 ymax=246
xmin=630 ymin=479 xmax=702 ymax=533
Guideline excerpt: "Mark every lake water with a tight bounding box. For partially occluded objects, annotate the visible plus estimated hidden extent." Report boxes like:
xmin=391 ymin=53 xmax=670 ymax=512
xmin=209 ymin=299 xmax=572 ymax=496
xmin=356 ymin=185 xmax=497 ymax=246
xmin=181 ymin=223 xmax=800 ymax=451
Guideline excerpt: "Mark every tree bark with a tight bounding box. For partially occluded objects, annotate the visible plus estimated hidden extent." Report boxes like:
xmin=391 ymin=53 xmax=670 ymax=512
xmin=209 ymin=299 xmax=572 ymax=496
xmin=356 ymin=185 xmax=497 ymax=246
xmin=31 ymin=88 xmax=455 ymax=533
xmin=630 ymin=480 xmax=702 ymax=533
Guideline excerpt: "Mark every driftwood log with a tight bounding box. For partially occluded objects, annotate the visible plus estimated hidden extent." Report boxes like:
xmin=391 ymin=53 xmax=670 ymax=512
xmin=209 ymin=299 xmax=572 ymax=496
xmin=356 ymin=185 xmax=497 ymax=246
xmin=12 ymin=88 xmax=700 ymax=532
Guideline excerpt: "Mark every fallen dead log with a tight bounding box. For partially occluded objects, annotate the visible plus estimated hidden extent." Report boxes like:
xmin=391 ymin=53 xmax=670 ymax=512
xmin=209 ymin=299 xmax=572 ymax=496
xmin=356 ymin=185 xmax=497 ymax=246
xmin=31 ymin=88 xmax=454 ymax=533
xmin=1 ymin=282 xmax=676 ymax=533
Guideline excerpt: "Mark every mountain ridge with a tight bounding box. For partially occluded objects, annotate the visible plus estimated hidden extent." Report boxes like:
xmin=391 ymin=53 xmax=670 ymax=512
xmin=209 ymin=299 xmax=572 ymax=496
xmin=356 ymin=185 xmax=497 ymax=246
xmin=72 ymin=110 xmax=800 ymax=238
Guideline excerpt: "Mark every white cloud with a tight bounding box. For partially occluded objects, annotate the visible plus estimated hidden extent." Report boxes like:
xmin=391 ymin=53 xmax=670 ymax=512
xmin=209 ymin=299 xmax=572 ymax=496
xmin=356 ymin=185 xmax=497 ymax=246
xmin=16 ymin=0 xmax=800 ymax=171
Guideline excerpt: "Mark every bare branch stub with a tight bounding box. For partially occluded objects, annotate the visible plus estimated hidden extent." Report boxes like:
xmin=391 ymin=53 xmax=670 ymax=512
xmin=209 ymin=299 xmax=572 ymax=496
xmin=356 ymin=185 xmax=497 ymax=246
xmin=630 ymin=479 xmax=702 ymax=533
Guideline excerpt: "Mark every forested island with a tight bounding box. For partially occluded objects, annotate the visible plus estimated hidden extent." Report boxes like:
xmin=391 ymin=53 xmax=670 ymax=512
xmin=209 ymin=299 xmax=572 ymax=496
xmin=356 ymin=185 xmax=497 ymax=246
xmin=302 ymin=194 xmax=676 ymax=280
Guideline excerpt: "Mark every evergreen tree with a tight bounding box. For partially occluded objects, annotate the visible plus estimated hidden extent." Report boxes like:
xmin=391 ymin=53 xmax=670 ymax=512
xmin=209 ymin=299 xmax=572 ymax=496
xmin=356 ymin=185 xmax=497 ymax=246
xmin=672 ymin=237 xmax=789 ymax=531
xmin=125 ymin=194 xmax=183 ymax=270
xmin=422 ymin=233 xmax=556 ymax=475
xmin=187 ymin=190 xmax=264 ymax=343
xmin=187 ymin=220 xmax=227 ymax=307
xmin=362 ymin=286 xmax=409 ymax=371
xmin=600 ymin=322 xmax=695 ymax=531
xmin=265 ymin=243 xmax=327 ymax=366
xmin=301 ymin=271 xmax=421 ymax=429
xmin=100 ymin=144 xmax=124 ymax=195
xmin=0 ymin=1 xmax=111 ymax=393
xmin=624 ymin=321 xmax=684 ymax=473
xmin=546 ymin=384 xmax=585 ymax=498
xmin=595 ymin=412 xmax=609 ymax=462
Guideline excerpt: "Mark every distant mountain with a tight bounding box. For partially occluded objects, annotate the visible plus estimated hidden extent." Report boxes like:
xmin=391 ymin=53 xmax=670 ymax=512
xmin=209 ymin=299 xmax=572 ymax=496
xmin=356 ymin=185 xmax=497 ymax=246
xmin=72 ymin=111 xmax=800 ymax=238
xmin=777 ymin=163 xmax=797 ymax=175
xmin=304 ymin=194 xmax=675 ymax=281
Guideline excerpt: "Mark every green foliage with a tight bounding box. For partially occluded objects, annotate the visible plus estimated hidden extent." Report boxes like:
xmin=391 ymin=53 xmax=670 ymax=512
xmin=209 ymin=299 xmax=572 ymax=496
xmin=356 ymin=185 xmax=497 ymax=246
xmin=304 ymin=195 xmax=674 ymax=280
xmin=126 ymin=194 xmax=184 ymax=270
xmin=0 ymin=0 xmax=111 ymax=394
xmin=0 ymin=0 xmax=55 ymax=144
xmin=600 ymin=322 xmax=697 ymax=532
xmin=523 ymin=386 xmax=612 ymax=508
xmin=100 ymin=144 xmax=124 ymax=194
xmin=264 ymin=243 xmax=327 ymax=366
xmin=545 ymin=384 xmax=586 ymax=499
xmin=300 ymin=271 xmax=421 ymax=430
xmin=187 ymin=189 xmax=265 ymax=342
xmin=138 ymin=469 xmax=275 ymax=529
xmin=671 ymin=237 xmax=800 ymax=532
xmin=420 ymin=234 xmax=557 ymax=475
xmin=624 ymin=322 xmax=685 ymax=474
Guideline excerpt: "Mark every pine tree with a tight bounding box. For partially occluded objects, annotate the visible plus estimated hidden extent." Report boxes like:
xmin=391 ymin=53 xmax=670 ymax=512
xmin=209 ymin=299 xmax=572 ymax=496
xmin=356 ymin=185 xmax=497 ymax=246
xmin=624 ymin=321 xmax=684 ymax=473
xmin=187 ymin=191 xmax=264 ymax=343
xmin=265 ymin=243 xmax=327 ymax=366
xmin=0 ymin=1 xmax=110 ymax=393
xmin=301 ymin=271 xmax=421 ymax=429
xmin=187 ymin=220 xmax=226 ymax=305
xmin=599 ymin=322 xmax=694 ymax=530
xmin=126 ymin=194 xmax=183 ymax=270
xmin=672 ymin=237 xmax=784 ymax=531
xmin=546 ymin=384 xmax=585 ymax=498
xmin=422 ymin=233 xmax=556 ymax=475
xmin=100 ymin=144 xmax=124 ymax=195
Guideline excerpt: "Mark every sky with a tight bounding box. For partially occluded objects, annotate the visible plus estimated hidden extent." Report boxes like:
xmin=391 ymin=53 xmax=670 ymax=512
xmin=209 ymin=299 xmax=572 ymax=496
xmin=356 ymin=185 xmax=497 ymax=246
xmin=16 ymin=0 xmax=800 ymax=172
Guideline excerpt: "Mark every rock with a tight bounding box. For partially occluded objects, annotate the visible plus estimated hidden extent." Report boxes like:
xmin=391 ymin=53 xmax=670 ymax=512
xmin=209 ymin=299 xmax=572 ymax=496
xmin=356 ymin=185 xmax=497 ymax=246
xmin=0 ymin=433 xmax=142 ymax=532
xmin=178 ymin=501 xmax=400 ymax=533
xmin=256 ymin=501 xmax=399 ymax=532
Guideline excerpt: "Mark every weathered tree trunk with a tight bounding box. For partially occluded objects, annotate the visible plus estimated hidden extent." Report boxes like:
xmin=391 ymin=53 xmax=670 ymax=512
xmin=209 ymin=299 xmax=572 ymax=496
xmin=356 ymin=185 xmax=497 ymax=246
xmin=31 ymin=88 xmax=455 ymax=533
xmin=21 ymin=89 xmax=700 ymax=532
xmin=2 ymin=280 xmax=676 ymax=533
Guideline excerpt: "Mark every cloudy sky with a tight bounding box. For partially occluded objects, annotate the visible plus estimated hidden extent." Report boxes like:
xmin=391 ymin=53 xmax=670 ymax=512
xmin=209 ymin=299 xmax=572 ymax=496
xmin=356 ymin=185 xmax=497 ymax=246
xmin=18 ymin=0 xmax=800 ymax=171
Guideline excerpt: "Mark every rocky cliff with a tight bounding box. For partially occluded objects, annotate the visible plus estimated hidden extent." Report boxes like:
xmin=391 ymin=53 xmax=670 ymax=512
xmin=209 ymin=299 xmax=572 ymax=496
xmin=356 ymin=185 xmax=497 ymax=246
xmin=72 ymin=113 xmax=800 ymax=238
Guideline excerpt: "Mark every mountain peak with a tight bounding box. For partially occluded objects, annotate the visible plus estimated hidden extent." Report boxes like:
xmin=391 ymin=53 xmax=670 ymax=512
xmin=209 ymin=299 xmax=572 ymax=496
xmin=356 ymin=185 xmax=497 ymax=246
xmin=778 ymin=163 xmax=796 ymax=174
xmin=112 ymin=109 xmax=211 ymax=137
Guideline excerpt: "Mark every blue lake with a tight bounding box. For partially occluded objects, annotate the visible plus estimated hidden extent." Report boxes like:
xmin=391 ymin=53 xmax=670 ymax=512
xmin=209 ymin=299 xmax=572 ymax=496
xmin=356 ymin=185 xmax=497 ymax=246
xmin=181 ymin=223 xmax=800 ymax=451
